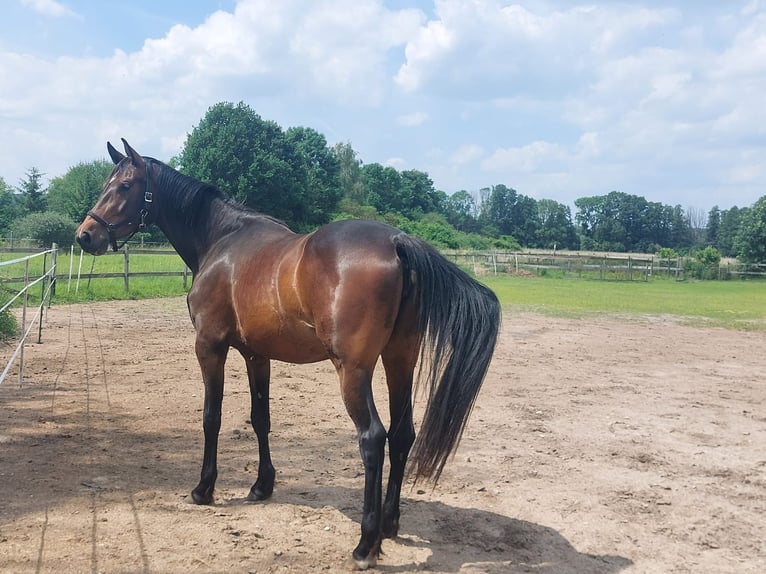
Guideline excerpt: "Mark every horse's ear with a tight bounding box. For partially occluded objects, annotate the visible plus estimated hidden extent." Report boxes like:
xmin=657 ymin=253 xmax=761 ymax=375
xmin=122 ymin=138 xmax=145 ymax=169
xmin=107 ymin=141 xmax=125 ymax=164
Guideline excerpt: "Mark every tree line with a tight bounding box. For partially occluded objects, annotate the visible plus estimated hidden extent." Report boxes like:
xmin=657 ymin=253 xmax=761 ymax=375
xmin=1 ymin=101 xmax=765 ymax=264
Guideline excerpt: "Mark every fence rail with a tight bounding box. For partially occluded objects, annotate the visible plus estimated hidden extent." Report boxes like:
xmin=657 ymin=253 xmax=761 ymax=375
xmin=443 ymin=250 xmax=766 ymax=280
xmin=0 ymin=246 xmax=57 ymax=387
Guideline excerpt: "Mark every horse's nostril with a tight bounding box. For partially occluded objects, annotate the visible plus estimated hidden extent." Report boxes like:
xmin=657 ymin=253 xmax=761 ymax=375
xmin=77 ymin=231 xmax=91 ymax=247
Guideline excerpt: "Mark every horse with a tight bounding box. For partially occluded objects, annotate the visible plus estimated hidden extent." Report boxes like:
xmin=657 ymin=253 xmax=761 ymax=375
xmin=75 ymin=139 xmax=501 ymax=569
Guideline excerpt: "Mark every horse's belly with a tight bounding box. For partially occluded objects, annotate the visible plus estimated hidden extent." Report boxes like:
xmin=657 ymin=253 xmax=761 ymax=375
xmin=242 ymin=323 xmax=329 ymax=364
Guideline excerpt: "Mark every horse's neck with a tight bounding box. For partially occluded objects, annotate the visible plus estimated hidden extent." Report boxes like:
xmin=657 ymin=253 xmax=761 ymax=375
xmin=156 ymin=196 xmax=289 ymax=275
xmin=154 ymin=196 xmax=223 ymax=275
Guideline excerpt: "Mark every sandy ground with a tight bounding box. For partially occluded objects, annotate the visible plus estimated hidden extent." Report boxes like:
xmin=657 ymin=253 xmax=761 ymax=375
xmin=0 ymin=297 xmax=764 ymax=573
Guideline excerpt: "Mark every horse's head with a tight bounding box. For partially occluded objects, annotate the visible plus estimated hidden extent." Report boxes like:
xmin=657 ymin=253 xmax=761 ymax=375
xmin=75 ymin=139 xmax=154 ymax=254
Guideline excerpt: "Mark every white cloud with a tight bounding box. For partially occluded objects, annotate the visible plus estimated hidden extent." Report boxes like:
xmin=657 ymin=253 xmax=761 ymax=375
xmin=384 ymin=157 xmax=406 ymax=169
xmin=397 ymin=111 xmax=429 ymax=126
xmin=482 ymin=141 xmax=564 ymax=173
xmin=20 ymin=0 xmax=77 ymax=18
xmin=450 ymin=144 xmax=484 ymax=166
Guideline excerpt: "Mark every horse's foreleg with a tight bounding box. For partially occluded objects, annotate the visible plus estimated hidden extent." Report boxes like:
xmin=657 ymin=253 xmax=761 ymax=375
xmin=340 ymin=365 xmax=386 ymax=570
xmin=244 ymin=355 xmax=275 ymax=501
xmin=190 ymin=341 xmax=228 ymax=505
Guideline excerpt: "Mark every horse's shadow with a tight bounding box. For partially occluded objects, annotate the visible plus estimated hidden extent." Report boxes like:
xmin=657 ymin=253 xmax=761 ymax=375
xmin=273 ymin=485 xmax=632 ymax=574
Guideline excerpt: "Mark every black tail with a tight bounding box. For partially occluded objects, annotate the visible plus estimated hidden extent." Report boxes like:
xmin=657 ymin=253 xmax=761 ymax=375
xmin=395 ymin=235 xmax=501 ymax=483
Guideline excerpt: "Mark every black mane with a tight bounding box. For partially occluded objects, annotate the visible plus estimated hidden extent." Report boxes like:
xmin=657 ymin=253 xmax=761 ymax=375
xmin=147 ymin=158 xmax=291 ymax=233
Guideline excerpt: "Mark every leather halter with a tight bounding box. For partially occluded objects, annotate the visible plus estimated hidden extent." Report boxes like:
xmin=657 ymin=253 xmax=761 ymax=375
xmin=87 ymin=159 xmax=154 ymax=252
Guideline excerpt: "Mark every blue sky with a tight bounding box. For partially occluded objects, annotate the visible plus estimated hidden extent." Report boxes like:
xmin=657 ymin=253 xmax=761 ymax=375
xmin=1 ymin=0 xmax=765 ymax=214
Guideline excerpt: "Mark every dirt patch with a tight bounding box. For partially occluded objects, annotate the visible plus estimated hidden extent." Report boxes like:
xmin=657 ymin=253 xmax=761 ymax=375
xmin=1 ymin=298 xmax=764 ymax=573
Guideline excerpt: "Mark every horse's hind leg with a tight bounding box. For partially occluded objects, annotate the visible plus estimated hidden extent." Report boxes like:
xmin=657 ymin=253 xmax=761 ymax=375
xmin=243 ymin=354 xmax=275 ymax=501
xmin=338 ymin=364 xmax=386 ymax=569
xmin=380 ymin=343 xmax=418 ymax=539
xmin=191 ymin=340 xmax=228 ymax=505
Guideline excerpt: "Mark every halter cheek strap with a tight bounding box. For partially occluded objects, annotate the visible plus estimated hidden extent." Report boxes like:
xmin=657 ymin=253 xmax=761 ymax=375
xmin=87 ymin=159 xmax=154 ymax=252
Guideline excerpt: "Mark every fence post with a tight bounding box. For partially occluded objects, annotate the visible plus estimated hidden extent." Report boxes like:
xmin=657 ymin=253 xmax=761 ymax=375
xmin=19 ymin=259 xmax=29 ymax=386
xmin=124 ymin=245 xmax=130 ymax=292
xmin=50 ymin=244 xmax=57 ymax=304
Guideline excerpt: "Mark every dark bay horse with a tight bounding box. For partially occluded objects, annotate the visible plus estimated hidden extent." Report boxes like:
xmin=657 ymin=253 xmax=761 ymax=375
xmin=76 ymin=139 xmax=501 ymax=569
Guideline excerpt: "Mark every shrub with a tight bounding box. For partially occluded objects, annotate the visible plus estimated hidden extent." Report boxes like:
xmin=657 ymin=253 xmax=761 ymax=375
xmin=11 ymin=211 xmax=77 ymax=249
xmin=0 ymin=308 xmax=18 ymax=340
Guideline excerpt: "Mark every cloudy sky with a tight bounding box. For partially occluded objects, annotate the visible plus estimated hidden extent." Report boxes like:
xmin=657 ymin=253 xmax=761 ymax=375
xmin=1 ymin=0 xmax=764 ymax=213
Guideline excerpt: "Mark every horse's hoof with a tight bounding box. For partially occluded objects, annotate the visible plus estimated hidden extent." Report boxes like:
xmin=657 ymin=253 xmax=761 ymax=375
xmin=188 ymin=488 xmax=213 ymax=505
xmin=349 ymin=539 xmax=381 ymax=570
xmin=346 ymin=555 xmax=377 ymax=571
xmin=246 ymin=486 xmax=271 ymax=502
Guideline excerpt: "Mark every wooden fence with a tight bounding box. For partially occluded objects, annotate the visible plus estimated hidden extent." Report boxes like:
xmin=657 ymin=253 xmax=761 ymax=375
xmin=443 ymin=250 xmax=766 ymax=281
xmin=1 ymin=247 xmax=765 ymax=291
xmin=66 ymin=245 xmax=191 ymax=292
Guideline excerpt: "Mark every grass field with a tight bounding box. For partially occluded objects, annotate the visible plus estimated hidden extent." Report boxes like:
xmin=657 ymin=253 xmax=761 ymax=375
xmin=1 ymin=248 xmax=764 ymax=330
xmin=482 ymin=274 xmax=766 ymax=330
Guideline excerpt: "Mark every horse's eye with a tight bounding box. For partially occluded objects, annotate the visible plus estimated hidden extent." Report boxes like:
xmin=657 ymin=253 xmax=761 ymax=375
xmin=121 ymin=182 xmax=131 ymax=190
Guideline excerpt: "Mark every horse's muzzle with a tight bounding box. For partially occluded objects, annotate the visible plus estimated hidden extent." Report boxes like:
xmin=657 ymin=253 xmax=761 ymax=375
xmin=75 ymin=222 xmax=108 ymax=255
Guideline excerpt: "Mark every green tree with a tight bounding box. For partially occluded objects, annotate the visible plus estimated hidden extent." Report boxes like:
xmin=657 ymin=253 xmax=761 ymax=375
xmin=706 ymin=206 xmax=721 ymax=247
xmin=481 ymin=184 xmax=517 ymax=237
xmin=361 ymin=163 xmax=402 ymax=215
xmin=575 ymin=192 xmax=691 ymax=252
xmin=11 ymin=211 xmax=77 ymax=248
xmin=179 ymin=101 xmax=340 ymax=230
xmin=46 ymin=159 xmax=114 ymax=223
xmin=735 ymin=196 xmax=766 ymax=263
xmin=0 ymin=177 xmax=23 ymax=235
xmin=334 ymin=142 xmax=365 ymax=203
xmin=536 ymin=199 xmax=577 ymax=249
xmin=398 ymin=170 xmax=443 ymax=218
xmin=17 ymin=167 xmax=47 ymax=213
xmin=284 ymin=126 xmax=342 ymax=228
xmin=445 ymin=190 xmax=479 ymax=232
xmin=717 ymin=206 xmax=743 ymax=257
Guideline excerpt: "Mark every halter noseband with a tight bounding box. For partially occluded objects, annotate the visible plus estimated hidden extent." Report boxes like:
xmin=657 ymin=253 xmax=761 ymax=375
xmin=87 ymin=159 xmax=154 ymax=252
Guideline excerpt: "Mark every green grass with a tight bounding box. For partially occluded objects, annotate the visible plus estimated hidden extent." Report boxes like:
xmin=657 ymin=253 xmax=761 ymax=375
xmin=0 ymin=248 xmax=190 ymax=305
xmin=482 ymin=274 xmax=766 ymax=330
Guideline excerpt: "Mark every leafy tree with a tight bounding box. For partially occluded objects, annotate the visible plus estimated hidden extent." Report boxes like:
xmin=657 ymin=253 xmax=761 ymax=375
xmin=481 ymin=184 xmax=517 ymax=236
xmin=46 ymin=159 xmax=114 ymax=223
xmin=706 ymin=206 xmax=721 ymax=247
xmin=361 ymin=163 xmax=402 ymax=215
xmin=179 ymin=101 xmax=340 ymax=230
xmin=445 ymin=190 xmax=479 ymax=232
xmin=17 ymin=167 xmax=47 ymax=213
xmin=334 ymin=142 xmax=365 ymax=203
xmin=735 ymin=196 xmax=766 ymax=263
xmin=0 ymin=177 xmax=23 ymax=235
xmin=11 ymin=211 xmax=77 ymax=248
xmin=717 ymin=206 xmax=743 ymax=257
xmin=670 ymin=205 xmax=693 ymax=251
xmin=398 ymin=170 xmax=443 ymax=218
xmin=575 ymin=192 xmax=692 ymax=252
xmin=536 ymin=199 xmax=577 ymax=249
xmin=511 ymin=194 xmax=540 ymax=247
xmin=284 ymin=126 xmax=341 ymax=228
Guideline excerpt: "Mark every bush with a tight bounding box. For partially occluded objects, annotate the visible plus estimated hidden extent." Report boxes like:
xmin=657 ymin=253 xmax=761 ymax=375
xmin=0 ymin=308 xmax=18 ymax=340
xmin=684 ymin=246 xmax=722 ymax=279
xmin=10 ymin=211 xmax=77 ymax=249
